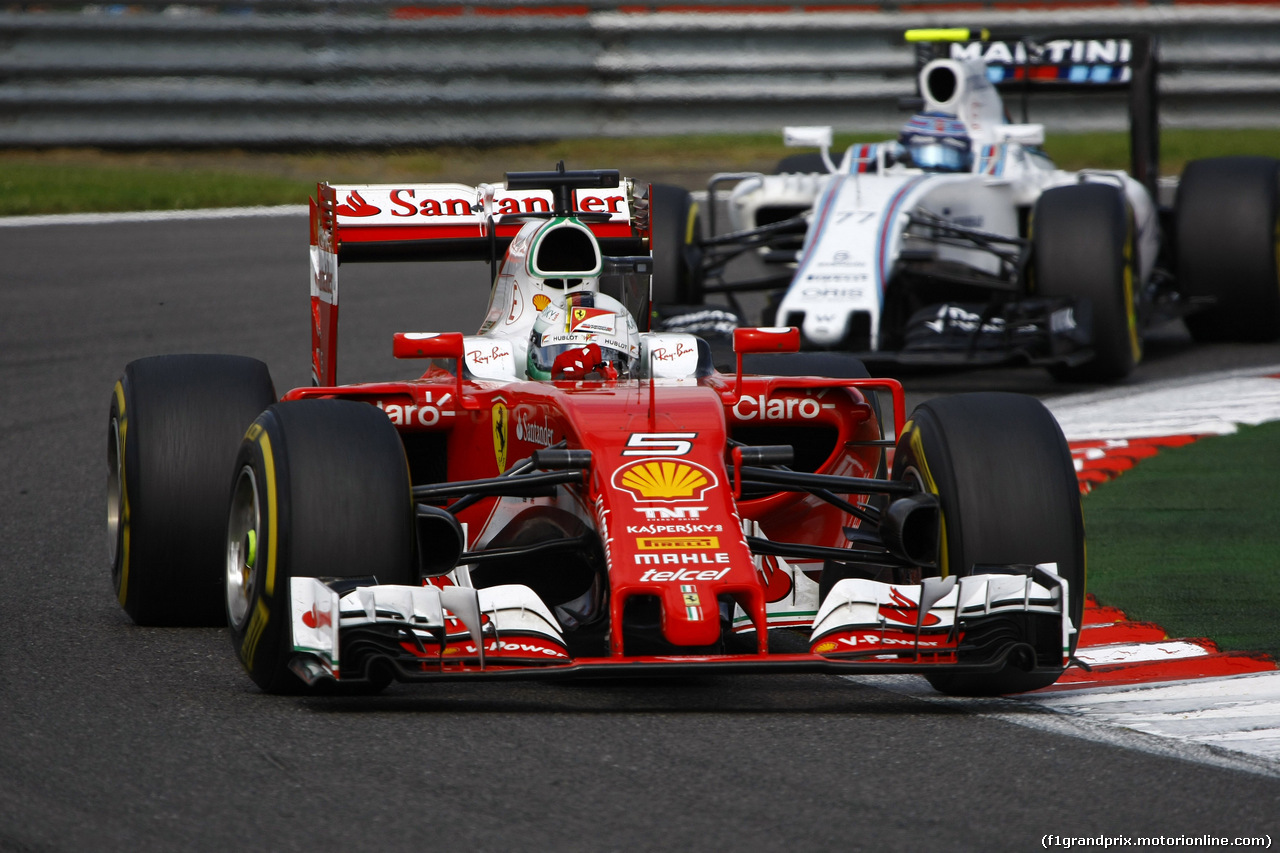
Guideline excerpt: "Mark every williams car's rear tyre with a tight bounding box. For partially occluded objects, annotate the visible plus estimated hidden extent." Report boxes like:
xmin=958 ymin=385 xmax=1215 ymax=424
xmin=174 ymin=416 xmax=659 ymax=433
xmin=109 ymin=354 xmax=275 ymax=626
xmin=1176 ymin=156 xmax=1280 ymax=342
xmin=227 ymin=400 xmax=416 ymax=694
xmin=891 ymin=393 xmax=1085 ymax=696
xmin=1032 ymin=183 xmax=1141 ymax=382
xmin=775 ymin=152 xmax=828 ymax=174
xmin=649 ymin=183 xmax=704 ymax=309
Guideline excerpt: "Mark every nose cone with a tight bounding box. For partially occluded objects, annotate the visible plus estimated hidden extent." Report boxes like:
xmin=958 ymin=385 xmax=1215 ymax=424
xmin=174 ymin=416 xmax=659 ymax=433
xmin=556 ymin=383 xmax=769 ymax=655
xmin=608 ymin=451 xmax=766 ymax=651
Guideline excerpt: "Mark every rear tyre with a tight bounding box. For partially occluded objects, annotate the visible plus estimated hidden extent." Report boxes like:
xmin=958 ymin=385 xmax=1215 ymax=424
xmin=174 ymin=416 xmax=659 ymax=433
xmin=1033 ymin=184 xmax=1140 ymax=382
xmin=226 ymin=400 xmax=415 ymax=694
xmin=1176 ymin=156 xmax=1280 ymax=342
xmin=109 ymin=354 xmax=275 ymax=626
xmin=775 ymin=152 xmax=828 ymax=174
xmin=891 ymin=393 xmax=1085 ymax=695
xmin=649 ymin=183 xmax=704 ymax=308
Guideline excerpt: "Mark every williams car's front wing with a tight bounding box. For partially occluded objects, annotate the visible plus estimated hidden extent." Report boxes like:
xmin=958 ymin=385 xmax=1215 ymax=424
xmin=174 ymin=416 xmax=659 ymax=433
xmin=882 ymin=296 xmax=1094 ymax=368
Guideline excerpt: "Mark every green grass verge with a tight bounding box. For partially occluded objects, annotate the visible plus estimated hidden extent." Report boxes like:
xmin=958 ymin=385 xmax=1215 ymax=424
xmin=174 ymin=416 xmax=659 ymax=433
xmin=0 ymin=136 xmax=803 ymax=216
xmin=1041 ymin=127 xmax=1280 ymax=174
xmin=1082 ymin=420 xmax=1280 ymax=659
xmin=0 ymin=160 xmax=315 ymax=216
xmin=4 ymin=128 xmax=1280 ymax=216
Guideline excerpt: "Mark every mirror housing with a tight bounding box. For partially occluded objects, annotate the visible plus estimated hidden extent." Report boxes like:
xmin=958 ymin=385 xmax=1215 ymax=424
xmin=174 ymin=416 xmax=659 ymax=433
xmin=996 ymin=123 xmax=1045 ymax=146
xmin=733 ymin=326 xmax=801 ymax=355
xmin=783 ymin=126 xmax=836 ymax=173
xmin=393 ymin=332 xmax=467 ymax=408
xmin=784 ymin=126 xmax=833 ymax=150
xmin=393 ymin=331 xmax=465 ymax=360
xmin=733 ymin=326 xmax=801 ymax=394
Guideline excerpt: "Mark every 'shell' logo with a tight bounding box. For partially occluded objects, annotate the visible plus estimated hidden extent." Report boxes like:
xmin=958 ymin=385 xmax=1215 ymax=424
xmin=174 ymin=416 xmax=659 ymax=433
xmin=613 ymin=459 xmax=716 ymax=502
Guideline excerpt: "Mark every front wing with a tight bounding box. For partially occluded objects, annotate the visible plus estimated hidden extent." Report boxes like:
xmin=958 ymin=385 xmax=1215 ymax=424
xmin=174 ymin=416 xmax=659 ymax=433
xmin=287 ymin=566 xmax=1074 ymax=685
xmin=883 ymin=296 xmax=1095 ymax=367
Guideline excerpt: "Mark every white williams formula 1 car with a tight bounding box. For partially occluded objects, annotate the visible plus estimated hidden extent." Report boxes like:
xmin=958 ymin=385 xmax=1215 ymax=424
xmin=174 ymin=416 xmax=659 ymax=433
xmin=653 ymin=30 xmax=1280 ymax=381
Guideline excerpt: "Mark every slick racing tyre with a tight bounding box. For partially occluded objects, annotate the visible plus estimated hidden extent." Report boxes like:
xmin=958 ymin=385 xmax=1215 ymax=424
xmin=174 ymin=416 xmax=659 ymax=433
xmin=891 ymin=393 xmax=1085 ymax=696
xmin=226 ymin=399 xmax=415 ymax=694
xmin=1033 ymin=183 xmax=1141 ymax=382
xmin=649 ymin=183 xmax=704 ymax=308
xmin=1176 ymin=156 xmax=1280 ymax=342
xmin=109 ymin=354 xmax=275 ymax=626
xmin=775 ymin=152 xmax=828 ymax=174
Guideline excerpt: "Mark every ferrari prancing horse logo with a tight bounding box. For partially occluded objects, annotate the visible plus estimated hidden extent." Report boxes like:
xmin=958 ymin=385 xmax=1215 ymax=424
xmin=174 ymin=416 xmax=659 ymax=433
xmin=492 ymin=402 xmax=509 ymax=472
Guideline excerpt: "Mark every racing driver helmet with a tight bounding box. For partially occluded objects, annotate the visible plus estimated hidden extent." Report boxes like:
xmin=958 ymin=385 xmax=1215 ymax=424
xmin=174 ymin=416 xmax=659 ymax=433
xmin=898 ymin=111 xmax=974 ymax=173
xmin=527 ymin=291 xmax=640 ymax=381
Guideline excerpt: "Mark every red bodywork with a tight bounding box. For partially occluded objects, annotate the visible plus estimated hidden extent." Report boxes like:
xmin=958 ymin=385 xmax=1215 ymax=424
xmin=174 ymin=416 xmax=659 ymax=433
xmin=286 ymin=366 xmax=904 ymax=664
xmin=298 ymin=176 xmax=936 ymax=674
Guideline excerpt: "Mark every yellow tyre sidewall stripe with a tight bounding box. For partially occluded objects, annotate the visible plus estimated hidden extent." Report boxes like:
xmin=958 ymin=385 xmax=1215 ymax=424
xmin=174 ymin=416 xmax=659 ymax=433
xmin=903 ymin=418 xmax=952 ymax=577
xmin=1124 ymin=213 xmax=1141 ymax=364
xmin=239 ymin=421 xmax=279 ymax=672
xmin=113 ymin=380 xmax=132 ymax=607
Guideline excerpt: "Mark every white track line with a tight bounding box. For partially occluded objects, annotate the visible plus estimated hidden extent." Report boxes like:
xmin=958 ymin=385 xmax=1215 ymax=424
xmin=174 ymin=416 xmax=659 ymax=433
xmin=1044 ymin=365 xmax=1280 ymax=440
xmin=1074 ymin=640 xmax=1212 ymax=667
xmin=855 ymin=672 xmax=1280 ymax=779
xmin=0 ymin=205 xmax=307 ymax=227
xmin=1024 ymin=672 xmax=1280 ymax=763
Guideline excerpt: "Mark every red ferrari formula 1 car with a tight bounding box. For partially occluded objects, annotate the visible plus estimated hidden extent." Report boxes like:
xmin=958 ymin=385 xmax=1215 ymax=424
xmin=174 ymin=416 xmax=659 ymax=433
xmin=107 ymin=168 xmax=1085 ymax=696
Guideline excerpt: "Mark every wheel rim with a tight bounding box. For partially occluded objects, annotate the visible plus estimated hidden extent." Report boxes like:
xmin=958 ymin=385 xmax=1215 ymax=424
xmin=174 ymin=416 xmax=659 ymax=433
xmin=226 ymin=465 xmax=261 ymax=630
xmin=107 ymin=416 xmax=123 ymax=569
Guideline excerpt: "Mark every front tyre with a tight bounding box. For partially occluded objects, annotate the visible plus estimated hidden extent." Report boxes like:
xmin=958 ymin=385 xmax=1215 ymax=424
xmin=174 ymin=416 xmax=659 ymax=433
xmin=227 ymin=399 xmax=415 ymax=694
xmin=1032 ymin=184 xmax=1141 ymax=382
xmin=891 ymin=393 xmax=1085 ymax=695
xmin=109 ymin=354 xmax=275 ymax=626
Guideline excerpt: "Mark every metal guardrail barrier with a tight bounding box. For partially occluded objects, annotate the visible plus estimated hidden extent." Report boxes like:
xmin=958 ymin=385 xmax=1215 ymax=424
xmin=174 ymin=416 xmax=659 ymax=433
xmin=2 ymin=2 xmax=1279 ymax=146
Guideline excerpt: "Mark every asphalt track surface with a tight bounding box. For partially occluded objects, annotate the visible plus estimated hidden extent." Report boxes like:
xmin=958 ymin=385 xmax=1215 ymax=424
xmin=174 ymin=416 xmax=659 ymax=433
xmin=3 ymin=211 xmax=1280 ymax=852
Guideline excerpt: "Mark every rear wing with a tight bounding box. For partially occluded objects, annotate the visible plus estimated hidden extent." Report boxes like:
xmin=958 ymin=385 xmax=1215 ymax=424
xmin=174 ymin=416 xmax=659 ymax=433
xmin=311 ymin=178 xmax=648 ymax=264
xmin=308 ymin=171 xmax=651 ymax=386
xmin=906 ymin=29 xmax=1160 ymax=196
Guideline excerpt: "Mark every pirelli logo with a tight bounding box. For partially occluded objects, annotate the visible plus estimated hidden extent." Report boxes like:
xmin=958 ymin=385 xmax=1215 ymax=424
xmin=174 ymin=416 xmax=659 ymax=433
xmin=636 ymin=536 xmax=719 ymax=550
